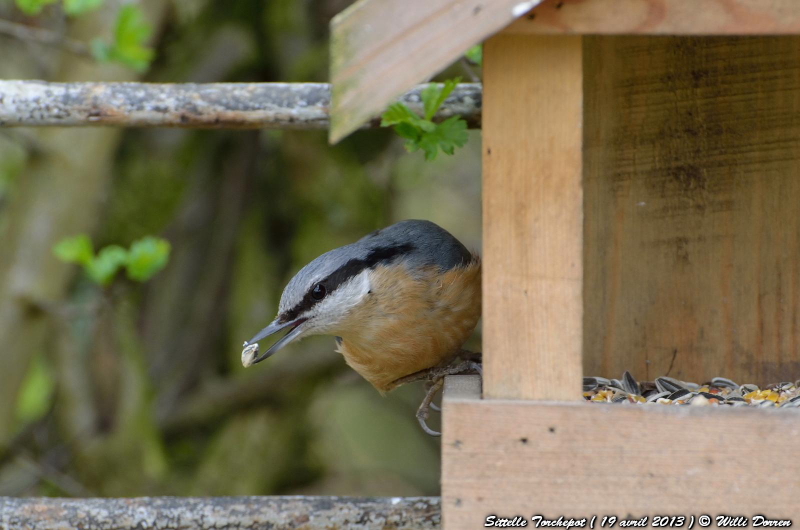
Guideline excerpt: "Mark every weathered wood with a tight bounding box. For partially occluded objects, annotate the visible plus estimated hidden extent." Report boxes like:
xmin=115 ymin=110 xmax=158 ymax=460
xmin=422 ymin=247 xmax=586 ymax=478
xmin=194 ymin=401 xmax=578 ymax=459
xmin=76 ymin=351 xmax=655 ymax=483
xmin=0 ymin=81 xmax=481 ymax=129
xmin=584 ymin=36 xmax=800 ymax=386
xmin=0 ymin=496 xmax=441 ymax=529
xmin=507 ymin=0 xmax=800 ymax=35
xmin=329 ymin=0 xmax=542 ymax=142
xmin=482 ymin=34 xmax=583 ymax=400
xmin=441 ymin=375 xmax=800 ymax=529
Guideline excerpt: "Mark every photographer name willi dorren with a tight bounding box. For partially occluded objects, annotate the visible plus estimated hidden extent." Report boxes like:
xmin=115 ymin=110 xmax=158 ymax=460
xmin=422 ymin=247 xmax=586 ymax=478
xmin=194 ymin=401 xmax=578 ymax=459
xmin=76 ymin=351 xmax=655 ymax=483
xmin=484 ymin=515 xmax=793 ymax=528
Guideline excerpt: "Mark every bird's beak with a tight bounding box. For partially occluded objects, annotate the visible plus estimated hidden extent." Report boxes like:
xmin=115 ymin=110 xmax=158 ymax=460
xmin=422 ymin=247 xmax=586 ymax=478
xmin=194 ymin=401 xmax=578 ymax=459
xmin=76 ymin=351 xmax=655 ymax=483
xmin=245 ymin=317 xmax=308 ymax=365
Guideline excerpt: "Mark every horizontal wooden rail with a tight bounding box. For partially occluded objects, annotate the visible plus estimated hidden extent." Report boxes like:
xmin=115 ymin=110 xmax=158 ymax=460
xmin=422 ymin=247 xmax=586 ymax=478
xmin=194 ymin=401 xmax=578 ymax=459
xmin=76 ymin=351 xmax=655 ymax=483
xmin=0 ymin=496 xmax=441 ymax=529
xmin=0 ymin=81 xmax=481 ymax=129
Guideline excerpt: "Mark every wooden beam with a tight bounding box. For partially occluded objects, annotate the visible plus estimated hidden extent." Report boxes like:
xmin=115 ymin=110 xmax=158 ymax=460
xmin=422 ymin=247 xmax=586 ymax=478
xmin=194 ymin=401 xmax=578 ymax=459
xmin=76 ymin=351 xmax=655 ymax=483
xmin=482 ymin=34 xmax=583 ymax=400
xmin=442 ymin=375 xmax=800 ymax=529
xmin=329 ymin=0 xmax=543 ymax=143
xmin=507 ymin=0 xmax=800 ymax=35
xmin=584 ymin=36 xmax=800 ymax=385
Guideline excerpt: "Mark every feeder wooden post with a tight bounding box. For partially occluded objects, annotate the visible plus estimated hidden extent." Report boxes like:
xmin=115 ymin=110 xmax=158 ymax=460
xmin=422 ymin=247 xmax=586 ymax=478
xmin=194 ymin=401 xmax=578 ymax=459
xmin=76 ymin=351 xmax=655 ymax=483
xmin=482 ymin=34 xmax=584 ymax=401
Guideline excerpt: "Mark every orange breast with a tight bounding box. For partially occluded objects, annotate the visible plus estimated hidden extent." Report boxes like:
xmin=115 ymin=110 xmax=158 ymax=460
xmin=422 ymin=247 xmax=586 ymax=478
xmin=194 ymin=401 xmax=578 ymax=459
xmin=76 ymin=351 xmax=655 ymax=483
xmin=335 ymin=256 xmax=481 ymax=392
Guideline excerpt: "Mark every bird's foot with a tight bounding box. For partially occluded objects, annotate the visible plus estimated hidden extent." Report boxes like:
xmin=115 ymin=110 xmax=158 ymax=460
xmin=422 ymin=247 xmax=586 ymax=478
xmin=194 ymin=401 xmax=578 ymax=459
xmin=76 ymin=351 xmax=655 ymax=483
xmin=392 ymin=358 xmax=483 ymax=437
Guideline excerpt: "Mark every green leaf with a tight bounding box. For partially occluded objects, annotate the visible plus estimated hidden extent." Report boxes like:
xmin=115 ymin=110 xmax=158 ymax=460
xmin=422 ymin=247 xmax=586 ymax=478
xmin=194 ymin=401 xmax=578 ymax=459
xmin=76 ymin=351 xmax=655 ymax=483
xmin=64 ymin=0 xmax=104 ymax=15
xmin=392 ymin=122 xmax=421 ymax=142
xmin=126 ymin=236 xmax=171 ymax=282
xmin=53 ymin=234 xmax=94 ymax=266
xmin=465 ymin=44 xmax=483 ymax=66
xmin=417 ymin=115 xmax=469 ymax=161
xmin=14 ymin=0 xmax=57 ymax=15
xmin=421 ymin=77 xmax=460 ymax=121
xmin=95 ymin=5 xmax=154 ymax=71
xmin=16 ymin=353 xmax=54 ymax=425
xmin=382 ymin=79 xmax=468 ymax=160
xmin=381 ymin=103 xmax=417 ymax=127
xmin=86 ymin=244 xmax=128 ymax=286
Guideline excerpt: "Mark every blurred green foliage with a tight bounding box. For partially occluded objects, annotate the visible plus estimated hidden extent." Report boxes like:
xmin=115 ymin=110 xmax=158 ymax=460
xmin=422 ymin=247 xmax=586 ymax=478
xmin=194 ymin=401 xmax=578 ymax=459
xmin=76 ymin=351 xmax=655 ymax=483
xmin=13 ymin=0 xmax=154 ymax=70
xmin=381 ymin=78 xmax=469 ymax=160
xmin=465 ymin=44 xmax=483 ymax=66
xmin=63 ymin=0 xmax=103 ymax=16
xmin=91 ymin=4 xmax=154 ymax=71
xmin=54 ymin=234 xmax=171 ymax=286
xmin=14 ymin=0 xmax=57 ymax=16
xmin=15 ymin=354 xmax=55 ymax=426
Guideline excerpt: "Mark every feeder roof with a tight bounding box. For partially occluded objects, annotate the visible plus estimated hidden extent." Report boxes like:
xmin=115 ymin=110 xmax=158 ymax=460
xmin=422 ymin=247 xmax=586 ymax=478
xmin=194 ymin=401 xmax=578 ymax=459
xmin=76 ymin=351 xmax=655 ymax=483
xmin=328 ymin=0 xmax=545 ymax=143
xmin=328 ymin=0 xmax=800 ymax=143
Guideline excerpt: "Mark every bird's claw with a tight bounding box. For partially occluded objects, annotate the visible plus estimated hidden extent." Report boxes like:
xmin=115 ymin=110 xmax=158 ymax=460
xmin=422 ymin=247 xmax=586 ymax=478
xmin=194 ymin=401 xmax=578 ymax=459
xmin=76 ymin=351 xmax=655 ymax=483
xmin=417 ymin=378 xmax=444 ymax=436
xmin=398 ymin=356 xmax=483 ymax=437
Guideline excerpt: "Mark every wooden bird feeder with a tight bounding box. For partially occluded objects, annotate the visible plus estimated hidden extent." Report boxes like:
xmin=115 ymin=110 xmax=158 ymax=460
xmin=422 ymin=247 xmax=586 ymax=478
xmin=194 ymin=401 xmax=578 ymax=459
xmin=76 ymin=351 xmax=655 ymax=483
xmin=330 ymin=0 xmax=800 ymax=527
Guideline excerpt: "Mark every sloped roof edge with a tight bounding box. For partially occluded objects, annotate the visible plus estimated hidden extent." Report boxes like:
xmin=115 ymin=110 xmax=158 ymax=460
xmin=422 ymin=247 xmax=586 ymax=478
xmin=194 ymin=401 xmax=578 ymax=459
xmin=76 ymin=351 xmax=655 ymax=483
xmin=328 ymin=0 xmax=544 ymax=143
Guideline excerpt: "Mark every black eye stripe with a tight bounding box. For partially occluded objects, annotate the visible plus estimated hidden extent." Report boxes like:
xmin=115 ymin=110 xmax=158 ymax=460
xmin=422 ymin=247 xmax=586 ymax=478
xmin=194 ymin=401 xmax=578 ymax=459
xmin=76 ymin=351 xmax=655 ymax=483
xmin=280 ymin=243 xmax=413 ymax=322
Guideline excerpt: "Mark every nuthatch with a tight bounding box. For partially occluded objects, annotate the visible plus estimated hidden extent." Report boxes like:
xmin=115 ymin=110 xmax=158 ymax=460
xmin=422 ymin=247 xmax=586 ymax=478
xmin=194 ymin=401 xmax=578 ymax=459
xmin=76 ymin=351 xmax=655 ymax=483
xmin=242 ymin=219 xmax=482 ymax=435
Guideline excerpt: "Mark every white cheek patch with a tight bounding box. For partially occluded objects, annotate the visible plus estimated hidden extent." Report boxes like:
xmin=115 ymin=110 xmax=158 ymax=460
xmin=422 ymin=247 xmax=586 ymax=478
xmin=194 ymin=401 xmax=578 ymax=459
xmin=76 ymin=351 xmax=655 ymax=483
xmin=307 ymin=270 xmax=371 ymax=332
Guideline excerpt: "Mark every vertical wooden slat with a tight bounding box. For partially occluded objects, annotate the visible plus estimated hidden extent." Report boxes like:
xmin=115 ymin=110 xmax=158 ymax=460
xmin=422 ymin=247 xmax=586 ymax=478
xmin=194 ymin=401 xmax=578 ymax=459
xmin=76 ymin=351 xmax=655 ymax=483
xmin=482 ymin=34 xmax=583 ymax=400
xmin=584 ymin=36 xmax=800 ymax=385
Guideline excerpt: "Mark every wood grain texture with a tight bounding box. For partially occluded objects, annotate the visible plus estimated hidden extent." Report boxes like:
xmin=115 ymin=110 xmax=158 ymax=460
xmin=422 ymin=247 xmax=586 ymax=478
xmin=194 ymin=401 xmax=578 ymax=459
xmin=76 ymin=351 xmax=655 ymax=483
xmin=442 ymin=376 xmax=800 ymax=529
xmin=507 ymin=0 xmax=800 ymax=35
xmin=329 ymin=0 xmax=543 ymax=142
xmin=483 ymin=35 xmax=583 ymax=401
xmin=584 ymin=36 xmax=800 ymax=386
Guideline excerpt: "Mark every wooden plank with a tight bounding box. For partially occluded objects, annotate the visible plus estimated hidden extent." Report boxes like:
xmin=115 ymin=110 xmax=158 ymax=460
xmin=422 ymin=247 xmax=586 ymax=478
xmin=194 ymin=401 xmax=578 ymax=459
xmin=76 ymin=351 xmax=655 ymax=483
xmin=584 ymin=36 xmax=800 ymax=386
xmin=507 ymin=0 xmax=800 ymax=35
xmin=329 ymin=0 xmax=544 ymax=142
xmin=482 ymin=34 xmax=583 ymax=400
xmin=442 ymin=376 xmax=800 ymax=529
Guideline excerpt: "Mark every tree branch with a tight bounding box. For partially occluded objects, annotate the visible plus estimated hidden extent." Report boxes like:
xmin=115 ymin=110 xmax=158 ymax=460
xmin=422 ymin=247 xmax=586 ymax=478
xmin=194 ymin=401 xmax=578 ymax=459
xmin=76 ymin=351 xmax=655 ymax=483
xmin=156 ymin=351 xmax=341 ymax=434
xmin=0 ymin=496 xmax=441 ymax=529
xmin=0 ymin=81 xmax=482 ymax=128
xmin=0 ymin=19 xmax=92 ymax=58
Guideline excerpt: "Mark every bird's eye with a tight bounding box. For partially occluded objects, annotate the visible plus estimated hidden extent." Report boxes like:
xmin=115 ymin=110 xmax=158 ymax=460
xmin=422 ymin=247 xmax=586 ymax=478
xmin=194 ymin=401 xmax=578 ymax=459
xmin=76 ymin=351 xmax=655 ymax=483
xmin=311 ymin=283 xmax=327 ymax=300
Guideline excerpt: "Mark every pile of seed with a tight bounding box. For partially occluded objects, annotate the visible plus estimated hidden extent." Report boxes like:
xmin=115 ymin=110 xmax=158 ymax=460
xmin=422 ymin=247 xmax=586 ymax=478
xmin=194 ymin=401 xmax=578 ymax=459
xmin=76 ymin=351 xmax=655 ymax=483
xmin=583 ymin=372 xmax=800 ymax=408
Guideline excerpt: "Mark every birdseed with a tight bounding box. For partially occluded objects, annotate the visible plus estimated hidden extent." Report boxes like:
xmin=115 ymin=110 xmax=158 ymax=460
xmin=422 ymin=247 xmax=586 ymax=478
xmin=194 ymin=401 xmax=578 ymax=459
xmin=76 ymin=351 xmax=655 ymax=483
xmin=583 ymin=371 xmax=800 ymax=408
xmin=241 ymin=342 xmax=260 ymax=368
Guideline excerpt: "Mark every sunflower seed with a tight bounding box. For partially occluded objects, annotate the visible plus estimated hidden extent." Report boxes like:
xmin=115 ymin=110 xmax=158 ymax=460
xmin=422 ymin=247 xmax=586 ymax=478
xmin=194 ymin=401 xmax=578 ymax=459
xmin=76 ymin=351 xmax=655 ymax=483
xmin=741 ymin=384 xmax=759 ymax=394
xmin=622 ymin=371 xmax=641 ymax=395
xmin=668 ymin=389 xmax=691 ymax=401
xmin=646 ymin=391 xmax=670 ymax=402
xmin=583 ymin=377 xmax=600 ymax=392
xmin=609 ymin=379 xmax=626 ymax=392
xmin=656 ymin=377 xmax=685 ymax=393
xmin=241 ymin=342 xmax=260 ymax=368
xmin=711 ymin=377 xmax=738 ymax=389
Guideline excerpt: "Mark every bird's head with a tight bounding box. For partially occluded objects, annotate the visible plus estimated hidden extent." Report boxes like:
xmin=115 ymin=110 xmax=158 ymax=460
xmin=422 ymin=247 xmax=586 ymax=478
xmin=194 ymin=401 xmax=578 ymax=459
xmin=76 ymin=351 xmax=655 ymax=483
xmin=241 ymin=220 xmax=472 ymax=367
